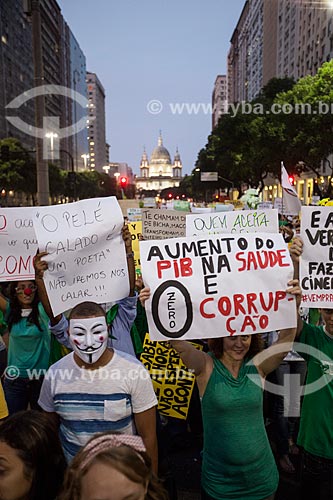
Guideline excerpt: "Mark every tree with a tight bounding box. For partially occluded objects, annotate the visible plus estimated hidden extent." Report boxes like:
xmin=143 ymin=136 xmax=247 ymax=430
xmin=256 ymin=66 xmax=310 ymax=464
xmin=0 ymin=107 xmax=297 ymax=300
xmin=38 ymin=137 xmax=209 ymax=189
xmin=0 ymin=138 xmax=37 ymax=204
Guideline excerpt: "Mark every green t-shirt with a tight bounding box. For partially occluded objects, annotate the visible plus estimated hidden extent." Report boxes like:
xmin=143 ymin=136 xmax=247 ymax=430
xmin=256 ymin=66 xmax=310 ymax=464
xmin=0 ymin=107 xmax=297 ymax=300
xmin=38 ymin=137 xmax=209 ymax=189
xmin=5 ymin=302 xmax=51 ymax=378
xmin=201 ymin=358 xmax=278 ymax=500
xmin=0 ymin=310 xmax=7 ymax=336
xmin=298 ymin=322 xmax=333 ymax=459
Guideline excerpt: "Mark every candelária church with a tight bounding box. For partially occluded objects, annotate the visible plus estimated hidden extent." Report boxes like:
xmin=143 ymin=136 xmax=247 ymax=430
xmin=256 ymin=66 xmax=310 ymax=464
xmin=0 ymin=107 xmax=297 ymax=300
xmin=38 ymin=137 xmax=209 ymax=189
xmin=135 ymin=133 xmax=183 ymax=193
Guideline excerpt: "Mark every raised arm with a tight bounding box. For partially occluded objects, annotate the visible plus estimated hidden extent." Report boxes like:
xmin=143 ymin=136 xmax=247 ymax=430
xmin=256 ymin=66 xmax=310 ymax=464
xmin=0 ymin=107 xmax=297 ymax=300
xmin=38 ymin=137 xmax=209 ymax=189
xmin=34 ymin=252 xmax=62 ymax=326
xmin=289 ymin=237 xmax=304 ymax=337
xmin=139 ymin=287 xmax=213 ymax=391
xmin=122 ymin=224 xmax=135 ymax=297
xmin=254 ymin=279 xmax=302 ymax=378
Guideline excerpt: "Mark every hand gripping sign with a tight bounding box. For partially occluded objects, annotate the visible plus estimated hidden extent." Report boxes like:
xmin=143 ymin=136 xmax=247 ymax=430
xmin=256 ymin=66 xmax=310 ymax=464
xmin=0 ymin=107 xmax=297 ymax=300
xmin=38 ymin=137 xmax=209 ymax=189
xmin=140 ymin=232 xmax=296 ymax=341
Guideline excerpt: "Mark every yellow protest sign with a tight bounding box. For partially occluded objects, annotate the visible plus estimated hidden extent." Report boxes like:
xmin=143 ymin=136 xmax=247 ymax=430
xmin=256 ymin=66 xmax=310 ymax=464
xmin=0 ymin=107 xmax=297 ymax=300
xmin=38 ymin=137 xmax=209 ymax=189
xmin=140 ymin=333 xmax=202 ymax=420
xmin=128 ymin=221 xmax=142 ymax=273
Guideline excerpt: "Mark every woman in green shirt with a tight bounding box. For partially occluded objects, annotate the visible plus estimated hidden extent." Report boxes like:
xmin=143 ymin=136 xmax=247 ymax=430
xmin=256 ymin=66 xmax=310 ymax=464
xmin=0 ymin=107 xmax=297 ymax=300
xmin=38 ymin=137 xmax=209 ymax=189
xmin=0 ymin=280 xmax=51 ymax=415
xmin=140 ymin=280 xmax=301 ymax=500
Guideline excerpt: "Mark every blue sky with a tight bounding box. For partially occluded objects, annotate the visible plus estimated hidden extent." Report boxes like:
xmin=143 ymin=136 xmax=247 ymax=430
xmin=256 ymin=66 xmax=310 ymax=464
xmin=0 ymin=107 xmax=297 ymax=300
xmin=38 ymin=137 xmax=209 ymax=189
xmin=58 ymin=0 xmax=245 ymax=175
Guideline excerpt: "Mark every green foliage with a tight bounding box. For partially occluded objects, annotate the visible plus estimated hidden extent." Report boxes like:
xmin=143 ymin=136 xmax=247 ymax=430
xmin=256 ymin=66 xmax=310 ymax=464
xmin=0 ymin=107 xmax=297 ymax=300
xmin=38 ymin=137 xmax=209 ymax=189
xmin=190 ymin=62 xmax=333 ymax=196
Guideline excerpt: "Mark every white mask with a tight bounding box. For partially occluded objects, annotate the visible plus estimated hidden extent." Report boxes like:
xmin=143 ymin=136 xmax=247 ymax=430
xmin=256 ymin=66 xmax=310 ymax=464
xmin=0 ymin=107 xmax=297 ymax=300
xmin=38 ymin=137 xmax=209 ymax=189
xmin=69 ymin=316 xmax=108 ymax=364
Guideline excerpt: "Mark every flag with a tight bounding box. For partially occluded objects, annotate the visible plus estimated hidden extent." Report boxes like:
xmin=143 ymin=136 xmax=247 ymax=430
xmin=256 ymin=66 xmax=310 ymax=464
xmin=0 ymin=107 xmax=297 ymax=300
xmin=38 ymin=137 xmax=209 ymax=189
xmin=281 ymin=162 xmax=302 ymax=215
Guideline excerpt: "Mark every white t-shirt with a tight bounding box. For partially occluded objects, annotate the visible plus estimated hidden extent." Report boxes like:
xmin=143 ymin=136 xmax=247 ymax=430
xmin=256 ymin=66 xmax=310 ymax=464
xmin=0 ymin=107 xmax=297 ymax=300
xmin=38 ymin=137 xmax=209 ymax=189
xmin=38 ymin=349 xmax=157 ymax=461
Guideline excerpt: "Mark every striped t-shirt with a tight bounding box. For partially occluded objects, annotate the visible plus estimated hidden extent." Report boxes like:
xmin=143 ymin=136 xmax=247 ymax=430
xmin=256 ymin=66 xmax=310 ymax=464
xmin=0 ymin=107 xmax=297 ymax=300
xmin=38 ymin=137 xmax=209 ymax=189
xmin=38 ymin=349 xmax=157 ymax=461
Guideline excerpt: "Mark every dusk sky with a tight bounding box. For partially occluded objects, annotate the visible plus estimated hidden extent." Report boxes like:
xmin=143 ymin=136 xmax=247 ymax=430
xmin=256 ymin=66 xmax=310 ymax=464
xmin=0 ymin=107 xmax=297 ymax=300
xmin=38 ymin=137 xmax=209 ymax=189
xmin=58 ymin=0 xmax=245 ymax=175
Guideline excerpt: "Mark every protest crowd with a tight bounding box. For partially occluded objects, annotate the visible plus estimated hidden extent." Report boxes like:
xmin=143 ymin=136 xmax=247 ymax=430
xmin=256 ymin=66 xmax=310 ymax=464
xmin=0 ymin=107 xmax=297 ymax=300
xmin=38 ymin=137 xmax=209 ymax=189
xmin=0 ymin=185 xmax=332 ymax=500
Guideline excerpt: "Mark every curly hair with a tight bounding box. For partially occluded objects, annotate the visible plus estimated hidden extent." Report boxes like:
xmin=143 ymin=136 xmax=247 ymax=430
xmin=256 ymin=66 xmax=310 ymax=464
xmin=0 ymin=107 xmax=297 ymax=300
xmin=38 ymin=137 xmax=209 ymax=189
xmin=60 ymin=433 xmax=168 ymax=500
xmin=208 ymin=334 xmax=264 ymax=360
xmin=7 ymin=281 xmax=41 ymax=332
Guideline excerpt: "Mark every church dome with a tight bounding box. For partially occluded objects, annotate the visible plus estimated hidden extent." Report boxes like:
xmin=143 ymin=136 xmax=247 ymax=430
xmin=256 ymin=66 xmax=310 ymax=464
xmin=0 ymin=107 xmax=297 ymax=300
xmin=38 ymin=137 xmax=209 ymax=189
xmin=150 ymin=133 xmax=171 ymax=164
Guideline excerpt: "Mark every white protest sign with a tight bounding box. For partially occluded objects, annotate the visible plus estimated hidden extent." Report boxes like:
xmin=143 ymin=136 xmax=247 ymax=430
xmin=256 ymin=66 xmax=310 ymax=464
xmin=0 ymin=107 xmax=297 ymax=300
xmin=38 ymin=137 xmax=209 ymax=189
xmin=300 ymin=206 xmax=333 ymax=307
xmin=140 ymin=233 xmax=296 ymax=341
xmin=142 ymin=209 xmax=188 ymax=240
xmin=127 ymin=208 xmax=142 ymax=222
xmin=33 ymin=197 xmax=129 ymax=315
xmin=186 ymin=209 xmax=278 ymax=236
xmin=0 ymin=207 xmax=37 ymax=281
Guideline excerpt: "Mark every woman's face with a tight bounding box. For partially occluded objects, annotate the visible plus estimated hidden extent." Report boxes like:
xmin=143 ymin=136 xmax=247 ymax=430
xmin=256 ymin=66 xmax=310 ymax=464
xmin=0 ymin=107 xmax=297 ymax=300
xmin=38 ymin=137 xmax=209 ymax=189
xmin=222 ymin=335 xmax=252 ymax=362
xmin=81 ymin=462 xmax=147 ymax=500
xmin=15 ymin=281 xmax=37 ymax=308
xmin=0 ymin=441 xmax=32 ymax=500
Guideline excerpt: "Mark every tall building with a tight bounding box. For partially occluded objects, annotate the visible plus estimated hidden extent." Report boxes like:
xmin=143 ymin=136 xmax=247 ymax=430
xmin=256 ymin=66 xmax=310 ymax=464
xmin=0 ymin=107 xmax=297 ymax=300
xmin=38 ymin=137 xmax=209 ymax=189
xmin=227 ymin=1 xmax=250 ymax=104
xmin=228 ymin=0 xmax=333 ymax=104
xmin=212 ymin=75 xmax=228 ymax=129
xmin=0 ymin=0 xmax=35 ymax=149
xmin=68 ymin=29 xmax=88 ymax=171
xmin=0 ymin=0 xmax=89 ymax=172
xmin=86 ymin=71 xmax=107 ymax=172
xmin=246 ymin=0 xmax=264 ymax=101
xmin=295 ymin=0 xmax=333 ymax=78
xmin=135 ymin=133 xmax=183 ymax=193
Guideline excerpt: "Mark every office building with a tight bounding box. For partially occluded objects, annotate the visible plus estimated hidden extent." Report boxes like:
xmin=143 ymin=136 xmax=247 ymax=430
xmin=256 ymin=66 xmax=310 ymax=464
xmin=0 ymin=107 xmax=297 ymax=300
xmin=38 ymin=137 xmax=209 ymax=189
xmin=86 ymin=71 xmax=107 ymax=172
xmin=212 ymin=75 xmax=228 ymax=129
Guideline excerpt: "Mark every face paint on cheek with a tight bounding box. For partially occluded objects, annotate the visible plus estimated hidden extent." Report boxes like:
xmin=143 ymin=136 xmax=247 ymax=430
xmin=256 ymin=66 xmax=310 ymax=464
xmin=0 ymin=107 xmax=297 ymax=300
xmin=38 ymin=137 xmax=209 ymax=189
xmin=69 ymin=316 xmax=108 ymax=364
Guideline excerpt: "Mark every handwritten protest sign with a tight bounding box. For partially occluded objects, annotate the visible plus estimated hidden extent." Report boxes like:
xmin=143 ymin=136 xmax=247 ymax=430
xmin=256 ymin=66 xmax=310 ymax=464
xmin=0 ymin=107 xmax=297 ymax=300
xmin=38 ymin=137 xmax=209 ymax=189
xmin=300 ymin=206 xmax=333 ymax=306
xmin=140 ymin=333 xmax=202 ymax=419
xmin=128 ymin=221 xmax=142 ymax=273
xmin=142 ymin=209 xmax=188 ymax=240
xmin=0 ymin=207 xmax=37 ymax=281
xmin=186 ymin=209 xmax=278 ymax=236
xmin=127 ymin=208 xmax=142 ymax=222
xmin=33 ymin=197 xmax=129 ymax=316
xmin=140 ymin=233 xmax=295 ymax=341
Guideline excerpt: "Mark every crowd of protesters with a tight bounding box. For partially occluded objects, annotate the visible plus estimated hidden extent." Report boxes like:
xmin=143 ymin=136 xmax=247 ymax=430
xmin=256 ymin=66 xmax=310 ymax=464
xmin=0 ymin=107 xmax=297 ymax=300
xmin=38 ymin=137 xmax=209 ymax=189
xmin=0 ymin=213 xmax=332 ymax=500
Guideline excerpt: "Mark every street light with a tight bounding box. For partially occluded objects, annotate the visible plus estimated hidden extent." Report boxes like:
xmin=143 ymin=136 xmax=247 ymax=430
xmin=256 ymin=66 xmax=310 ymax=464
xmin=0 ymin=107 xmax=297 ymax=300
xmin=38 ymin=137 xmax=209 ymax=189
xmin=114 ymin=172 xmax=120 ymax=183
xmin=103 ymin=165 xmax=110 ymax=175
xmin=45 ymin=132 xmax=58 ymax=161
xmin=81 ymin=153 xmax=89 ymax=170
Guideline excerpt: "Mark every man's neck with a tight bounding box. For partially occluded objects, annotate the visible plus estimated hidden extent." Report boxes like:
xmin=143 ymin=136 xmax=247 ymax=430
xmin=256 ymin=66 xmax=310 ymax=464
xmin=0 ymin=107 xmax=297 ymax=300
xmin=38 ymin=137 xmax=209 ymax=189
xmin=73 ymin=348 xmax=114 ymax=370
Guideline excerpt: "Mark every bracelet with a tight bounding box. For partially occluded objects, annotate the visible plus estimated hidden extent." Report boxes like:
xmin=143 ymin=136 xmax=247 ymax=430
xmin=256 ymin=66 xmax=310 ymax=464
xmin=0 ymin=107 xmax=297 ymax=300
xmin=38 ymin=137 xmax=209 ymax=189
xmin=126 ymin=252 xmax=134 ymax=258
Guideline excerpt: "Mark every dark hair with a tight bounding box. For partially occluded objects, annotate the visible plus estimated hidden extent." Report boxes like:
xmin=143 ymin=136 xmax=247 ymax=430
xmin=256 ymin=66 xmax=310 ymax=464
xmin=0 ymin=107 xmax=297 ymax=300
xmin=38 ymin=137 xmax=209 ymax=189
xmin=7 ymin=281 xmax=42 ymax=331
xmin=60 ymin=432 xmax=168 ymax=500
xmin=69 ymin=301 xmax=106 ymax=320
xmin=208 ymin=334 xmax=264 ymax=360
xmin=0 ymin=410 xmax=66 ymax=500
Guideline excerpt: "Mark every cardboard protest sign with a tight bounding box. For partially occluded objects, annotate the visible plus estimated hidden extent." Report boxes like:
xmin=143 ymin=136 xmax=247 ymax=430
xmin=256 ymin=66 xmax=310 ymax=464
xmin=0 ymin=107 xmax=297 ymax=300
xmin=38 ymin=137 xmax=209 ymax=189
xmin=300 ymin=206 xmax=333 ymax=307
xmin=128 ymin=221 xmax=142 ymax=273
xmin=140 ymin=333 xmax=202 ymax=419
xmin=186 ymin=209 xmax=278 ymax=237
xmin=33 ymin=197 xmax=129 ymax=315
xmin=140 ymin=233 xmax=295 ymax=341
xmin=142 ymin=209 xmax=188 ymax=240
xmin=0 ymin=207 xmax=37 ymax=281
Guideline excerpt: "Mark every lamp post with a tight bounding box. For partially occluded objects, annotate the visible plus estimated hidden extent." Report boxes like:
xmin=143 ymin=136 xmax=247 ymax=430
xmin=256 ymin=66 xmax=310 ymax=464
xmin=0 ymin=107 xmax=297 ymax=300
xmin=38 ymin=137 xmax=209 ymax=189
xmin=45 ymin=132 xmax=58 ymax=161
xmin=73 ymin=69 xmax=80 ymax=171
xmin=81 ymin=153 xmax=89 ymax=170
xmin=103 ymin=165 xmax=110 ymax=175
